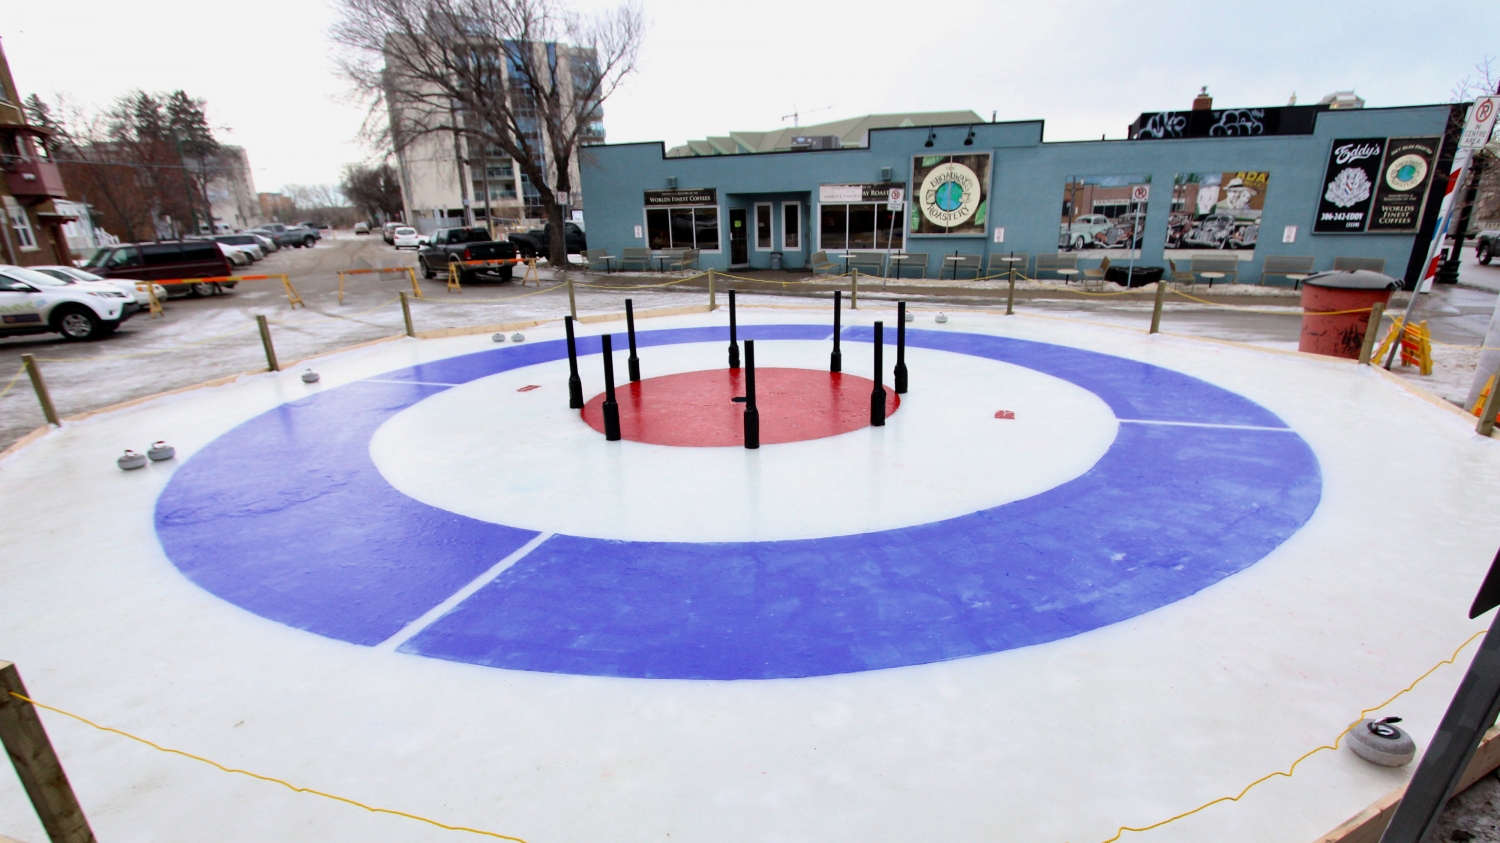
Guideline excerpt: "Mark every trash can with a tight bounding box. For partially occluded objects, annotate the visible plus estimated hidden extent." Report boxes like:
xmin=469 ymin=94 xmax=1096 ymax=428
xmin=1298 ymin=269 xmax=1400 ymax=359
xmin=770 ymin=252 xmax=783 ymax=271
xmin=1104 ymin=265 xmax=1165 ymax=288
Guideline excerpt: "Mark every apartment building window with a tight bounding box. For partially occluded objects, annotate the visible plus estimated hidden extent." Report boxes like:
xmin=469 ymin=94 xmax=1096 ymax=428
xmin=5 ymin=201 xmax=37 ymax=250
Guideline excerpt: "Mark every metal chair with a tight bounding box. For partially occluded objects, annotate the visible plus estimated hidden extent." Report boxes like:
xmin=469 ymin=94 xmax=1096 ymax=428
xmin=1034 ymin=254 xmax=1079 ymax=281
xmin=1080 ymin=256 xmax=1112 ymax=291
xmin=1189 ymin=255 xmax=1239 ymax=286
xmin=809 ymin=250 xmax=839 ymax=276
xmin=892 ymin=252 xmax=929 ymax=279
xmin=1167 ymin=260 xmax=1196 ymax=288
xmin=582 ymin=248 xmax=613 ymax=273
xmin=1260 ymin=255 xmax=1315 ymax=287
xmin=1333 ymin=256 xmax=1387 ymax=273
xmin=847 ymin=251 xmax=887 ymax=276
xmin=664 ymin=249 xmax=698 ymax=271
xmin=986 ymin=253 xmax=1030 ymax=279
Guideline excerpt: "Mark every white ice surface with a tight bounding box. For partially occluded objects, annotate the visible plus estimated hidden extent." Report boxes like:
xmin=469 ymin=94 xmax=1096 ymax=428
xmin=371 ymin=340 xmax=1117 ymax=542
xmin=2 ymin=308 xmax=1500 ymax=843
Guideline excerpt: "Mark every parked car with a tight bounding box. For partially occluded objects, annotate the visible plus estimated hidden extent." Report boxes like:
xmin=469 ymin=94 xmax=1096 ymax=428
xmin=289 ymin=224 xmax=321 ymax=243
xmin=251 ymin=224 xmax=316 ymax=248
xmin=1058 ymin=214 xmax=1112 ymax=250
xmin=382 ymin=222 xmax=401 ymax=244
xmin=30 ymin=265 xmax=166 ymax=309
xmin=353 ymin=221 xmax=371 ymax=235
xmin=507 ymin=222 xmax=587 ymax=261
xmin=0 ymin=264 xmax=133 ymax=341
xmin=218 ymin=243 xmax=252 ymax=266
xmin=416 ymin=227 xmax=517 ymax=283
xmin=82 ymin=240 xmax=236 ymax=298
xmin=298 ymin=221 xmax=330 ymax=231
xmin=1477 ymin=230 xmax=1500 ymax=265
xmin=392 ymin=226 xmax=421 ymax=249
xmin=210 ymin=234 xmax=267 ymax=260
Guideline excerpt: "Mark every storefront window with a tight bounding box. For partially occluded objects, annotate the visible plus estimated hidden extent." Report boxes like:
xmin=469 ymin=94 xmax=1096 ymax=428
xmin=820 ymin=201 xmax=903 ymax=251
xmin=783 ymin=203 xmax=800 ymax=250
xmin=646 ymin=206 xmax=719 ymax=250
xmin=755 ymin=204 xmax=772 ymax=250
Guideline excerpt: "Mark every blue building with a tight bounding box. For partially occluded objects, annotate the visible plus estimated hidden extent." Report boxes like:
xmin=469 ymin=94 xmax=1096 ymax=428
xmin=580 ymin=102 xmax=1460 ymax=285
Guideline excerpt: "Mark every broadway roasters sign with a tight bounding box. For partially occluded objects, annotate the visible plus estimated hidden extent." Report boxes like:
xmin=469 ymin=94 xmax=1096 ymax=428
xmin=1314 ymin=136 xmax=1440 ymax=234
xmin=644 ymin=188 xmax=717 ymax=207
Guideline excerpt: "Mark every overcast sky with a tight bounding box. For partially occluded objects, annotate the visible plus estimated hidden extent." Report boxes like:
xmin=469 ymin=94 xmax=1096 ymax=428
xmin=2 ymin=0 xmax=1494 ymax=195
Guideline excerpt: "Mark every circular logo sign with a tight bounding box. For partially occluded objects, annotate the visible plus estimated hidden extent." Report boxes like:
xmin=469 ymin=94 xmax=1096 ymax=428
xmin=919 ymin=162 xmax=983 ymax=227
xmin=1385 ymin=154 xmax=1429 ymax=192
xmin=1478 ymin=99 xmax=1495 ymax=124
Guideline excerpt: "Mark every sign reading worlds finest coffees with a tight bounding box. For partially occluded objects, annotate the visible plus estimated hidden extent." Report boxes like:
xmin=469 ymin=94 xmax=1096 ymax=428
xmin=911 ymin=153 xmax=991 ymax=235
xmin=1367 ymin=136 xmax=1440 ymax=232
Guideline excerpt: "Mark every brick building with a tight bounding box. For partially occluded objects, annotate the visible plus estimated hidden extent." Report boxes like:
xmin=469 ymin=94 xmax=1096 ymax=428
xmin=0 ymin=37 xmax=75 ymax=266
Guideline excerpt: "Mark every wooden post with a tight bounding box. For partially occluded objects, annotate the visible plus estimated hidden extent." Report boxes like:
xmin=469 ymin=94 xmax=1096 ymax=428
xmin=567 ymin=275 xmax=577 ymax=320
xmin=708 ymin=269 xmax=716 ymax=310
xmin=400 ymin=292 xmax=415 ymax=338
xmin=0 ymin=661 xmax=98 ymax=843
xmin=337 ymin=271 xmax=346 ymax=304
xmin=256 ymin=315 xmax=279 ymax=372
xmin=1150 ymin=279 xmax=1167 ymax=334
xmin=851 ymin=268 xmax=859 ymax=310
xmin=21 ymin=354 xmax=59 ymax=427
xmin=1006 ymin=264 xmax=1017 ymax=316
xmin=1358 ymin=302 xmax=1386 ymax=365
xmin=1478 ymin=358 xmax=1500 ymax=438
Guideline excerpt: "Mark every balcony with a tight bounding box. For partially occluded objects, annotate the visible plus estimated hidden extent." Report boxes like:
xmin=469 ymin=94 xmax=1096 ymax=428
xmin=4 ymin=158 xmax=67 ymax=199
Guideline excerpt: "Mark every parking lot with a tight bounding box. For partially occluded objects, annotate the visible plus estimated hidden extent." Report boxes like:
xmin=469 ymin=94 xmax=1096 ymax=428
xmin=3 ymin=233 xmax=1499 ymax=451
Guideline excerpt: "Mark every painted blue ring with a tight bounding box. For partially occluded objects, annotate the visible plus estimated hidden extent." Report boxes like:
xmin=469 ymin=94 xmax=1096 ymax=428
xmin=156 ymin=325 xmax=1321 ymax=680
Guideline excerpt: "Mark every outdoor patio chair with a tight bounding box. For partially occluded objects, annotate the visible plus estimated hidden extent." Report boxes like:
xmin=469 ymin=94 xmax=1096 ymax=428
xmin=986 ymin=253 xmax=1030 ymax=280
xmin=583 ymin=248 xmax=613 ymax=273
xmin=1034 ymin=254 xmax=1079 ymax=281
xmin=664 ymin=249 xmax=699 ymax=271
xmin=892 ymin=252 xmax=929 ymax=279
xmin=1189 ymin=255 xmax=1239 ymax=286
xmin=1333 ymin=256 xmax=1387 ymax=273
xmin=1167 ymin=260 xmax=1196 ymax=288
xmin=655 ymin=250 xmax=685 ymax=272
xmin=809 ymin=250 xmax=839 ymax=276
xmin=619 ymin=247 xmax=651 ymax=271
xmin=1080 ymin=256 xmax=1112 ymax=291
xmin=847 ymin=251 xmax=887 ymax=276
xmin=1260 ymin=255 xmax=1315 ymax=287
xmin=946 ymin=254 xmax=982 ymax=280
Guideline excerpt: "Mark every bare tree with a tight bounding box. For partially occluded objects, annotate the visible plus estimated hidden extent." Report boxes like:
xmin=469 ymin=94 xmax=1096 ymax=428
xmin=1453 ymin=56 xmax=1500 ymax=102
xmin=342 ymin=162 xmax=405 ymax=221
xmin=332 ymin=0 xmax=644 ymax=269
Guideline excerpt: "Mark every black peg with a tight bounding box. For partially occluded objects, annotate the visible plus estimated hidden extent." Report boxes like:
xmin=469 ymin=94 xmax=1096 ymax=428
xmin=744 ymin=340 xmax=759 ymax=449
xmin=895 ymin=301 xmax=908 ymax=394
xmin=831 ymin=289 xmax=842 ymax=373
xmin=625 ymin=298 xmax=641 ymax=382
xmin=871 ymin=321 xmax=886 ymax=426
xmin=601 ymin=333 xmax=621 ymax=441
xmin=565 ymin=315 xmax=583 ymax=409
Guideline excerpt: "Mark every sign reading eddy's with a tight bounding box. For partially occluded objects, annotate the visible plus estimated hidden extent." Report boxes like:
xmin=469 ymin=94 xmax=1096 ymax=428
xmin=1315 ymin=138 xmax=1386 ymax=233
xmin=911 ymin=153 xmax=991 ymax=235
xmin=644 ymin=188 xmax=717 ymax=207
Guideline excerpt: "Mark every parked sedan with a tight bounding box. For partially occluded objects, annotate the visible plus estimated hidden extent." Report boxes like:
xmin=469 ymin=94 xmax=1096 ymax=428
xmin=218 ymin=243 xmax=253 ymax=267
xmin=211 ymin=234 xmax=267 ymax=260
xmin=1477 ymin=230 xmax=1500 ymax=265
xmin=30 ymin=265 xmax=166 ymax=310
xmin=354 ymin=221 xmax=371 ymax=234
xmin=392 ymin=226 xmax=421 ymax=249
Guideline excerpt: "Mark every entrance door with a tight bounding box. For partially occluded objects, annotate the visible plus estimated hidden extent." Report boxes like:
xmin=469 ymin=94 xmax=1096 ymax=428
xmin=729 ymin=208 xmax=748 ymax=266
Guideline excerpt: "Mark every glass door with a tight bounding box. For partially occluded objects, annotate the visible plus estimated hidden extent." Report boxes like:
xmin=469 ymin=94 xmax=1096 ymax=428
xmin=729 ymin=208 xmax=748 ymax=266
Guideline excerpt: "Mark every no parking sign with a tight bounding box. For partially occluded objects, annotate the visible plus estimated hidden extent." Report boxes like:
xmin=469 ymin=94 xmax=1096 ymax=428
xmin=1461 ymin=96 xmax=1500 ymax=149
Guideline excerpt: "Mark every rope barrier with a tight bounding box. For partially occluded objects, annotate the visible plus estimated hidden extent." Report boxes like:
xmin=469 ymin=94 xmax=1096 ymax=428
xmin=572 ymin=274 xmax=707 ymax=291
xmin=6 ymin=691 xmax=529 ymax=842
xmin=0 ymin=362 xmax=26 ymax=400
xmin=1085 ymin=628 xmax=1489 ymax=843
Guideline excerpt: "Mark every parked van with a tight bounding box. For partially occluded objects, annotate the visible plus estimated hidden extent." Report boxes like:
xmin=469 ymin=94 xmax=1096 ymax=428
xmin=82 ymin=240 xmax=236 ymax=298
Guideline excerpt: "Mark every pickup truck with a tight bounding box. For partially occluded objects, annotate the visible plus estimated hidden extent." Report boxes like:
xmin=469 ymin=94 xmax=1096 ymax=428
xmin=250 ymin=223 xmax=318 ymax=248
xmin=417 ymin=227 xmax=518 ymax=283
xmin=508 ymin=222 xmax=587 ymax=261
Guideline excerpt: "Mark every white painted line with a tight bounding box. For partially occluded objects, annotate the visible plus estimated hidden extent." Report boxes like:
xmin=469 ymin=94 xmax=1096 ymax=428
xmin=376 ymin=531 xmax=555 ymax=652
xmin=1118 ymin=419 xmax=1294 ymax=432
xmin=360 ymin=378 xmax=462 ymax=387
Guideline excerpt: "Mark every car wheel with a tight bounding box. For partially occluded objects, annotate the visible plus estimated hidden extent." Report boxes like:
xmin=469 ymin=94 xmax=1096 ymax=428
xmin=304 ymin=236 xmax=316 ymax=247
xmin=53 ymin=306 xmax=102 ymax=341
xmin=1071 ymin=236 xmax=1085 ymax=250
xmin=189 ymin=282 xmax=217 ymax=297
xmin=1481 ymin=243 xmax=1493 ymax=265
xmin=422 ymin=260 xmax=436 ymax=279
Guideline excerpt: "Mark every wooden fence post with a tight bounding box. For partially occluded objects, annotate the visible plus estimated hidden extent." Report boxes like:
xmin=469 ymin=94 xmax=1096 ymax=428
xmin=21 ymin=354 xmax=60 ymax=427
xmin=1006 ymin=265 xmax=1017 ymax=316
xmin=400 ymin=292 xmax=415 ymax=338
xmin=851 ymin=268 xmax=859 ymax=310
xmin=256 ymin=315 xmax=279 ymax=372
xmin=708 ymin=269 xmax=716 ymax=310
xmin=0 ymin=661 xmax=98 ymax=843
xmin=1150 ymin=279 xmax=1167 ymax=334
xmin=1358 ymin=302 xmax=1386 ymax=365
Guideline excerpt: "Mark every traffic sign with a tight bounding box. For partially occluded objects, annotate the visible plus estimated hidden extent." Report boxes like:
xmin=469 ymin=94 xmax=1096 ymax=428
xmin=1131 ymin=184 xmax=1150 ymax=202
xmin=1460 ymin=96 xmax=1500 ymax=149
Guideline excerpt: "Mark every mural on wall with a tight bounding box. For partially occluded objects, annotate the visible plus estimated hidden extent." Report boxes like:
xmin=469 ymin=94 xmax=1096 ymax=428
xmin=910 ymin=153 xmax=991 ymax=236
xmin=1057 ymin=174 xmax=1151 ymax=258
xmin=1313 ymin=136 xmax=1441 ymax=234
xmin=1165 ymin=171 xmax=1270 ymax=261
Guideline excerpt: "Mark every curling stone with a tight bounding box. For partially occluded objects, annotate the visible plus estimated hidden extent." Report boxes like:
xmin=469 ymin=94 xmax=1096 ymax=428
xmin=935 ymin=313 xmax=948 ymax=324
xmin=147 ymin=441 xmax=176 ymax=461
xmin=905 ymin=310 xmax=915 ymax=322
xmin=511 ymin=332 xmax=525 ymax=342
xmin=492 ymin=332 xmax=507 ymax=342
xmin=301 ymin=369 xmax=320 ymax=383
xmin=117 ymin=450 xmax=147 ymax=471
xmin=1347 ymin=717 xmax=1415 ymax=767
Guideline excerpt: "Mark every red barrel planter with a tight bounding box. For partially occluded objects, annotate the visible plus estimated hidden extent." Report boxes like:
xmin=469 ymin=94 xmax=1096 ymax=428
xmin=1298 ymin=270 xmax=1400 ymax=359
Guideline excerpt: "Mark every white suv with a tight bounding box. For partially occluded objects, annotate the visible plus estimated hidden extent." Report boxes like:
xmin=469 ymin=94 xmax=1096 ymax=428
xmin=0 ymin=265 xmax=132 ymax=341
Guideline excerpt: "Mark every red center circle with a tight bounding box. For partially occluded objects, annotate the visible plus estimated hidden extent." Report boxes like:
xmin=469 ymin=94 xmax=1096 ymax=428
xmin=581 ymin=368 xmax=900 ymax=447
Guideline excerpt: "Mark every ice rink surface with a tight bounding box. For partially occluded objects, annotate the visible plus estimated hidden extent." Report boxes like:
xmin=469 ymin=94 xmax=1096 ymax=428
xmin=3 ymin=305 xmax=1500 ymax=843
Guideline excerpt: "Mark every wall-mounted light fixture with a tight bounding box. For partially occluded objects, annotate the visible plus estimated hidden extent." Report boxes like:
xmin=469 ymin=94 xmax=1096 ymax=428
xmin=666 ymin=176 xmax=677 ymax=188
xmin=924 ymin=129 xmax=936 ymax=148
xmin=880 ymin=166 xmax=892 ymax=181
xmin=963 ymin=126 xmax=975 ymax=146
